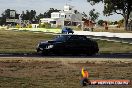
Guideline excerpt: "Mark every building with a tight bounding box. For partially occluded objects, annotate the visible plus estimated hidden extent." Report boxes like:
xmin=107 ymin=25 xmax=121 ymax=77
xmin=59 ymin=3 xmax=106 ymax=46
xmin=31 ymin=24 xmax=39 ymax=28
xmin=40 ymin=5 xmax=82 ymax=27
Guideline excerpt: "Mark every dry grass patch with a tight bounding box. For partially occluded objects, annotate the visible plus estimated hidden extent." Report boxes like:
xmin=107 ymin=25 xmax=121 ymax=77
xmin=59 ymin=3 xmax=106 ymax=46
xmin=0 ymin=58 xmax=131 ymax=88
xmin=94 ymin=27 xmax=132 ymax=33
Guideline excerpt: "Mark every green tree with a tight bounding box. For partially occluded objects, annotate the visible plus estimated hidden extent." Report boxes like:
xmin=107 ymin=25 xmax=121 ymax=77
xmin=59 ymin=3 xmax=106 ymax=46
xmin=36 ymin=13 xmax=44 ymax=22
xmin=98 ymin=20 xmax=104 ymax=26
xmin=89 ymin=9 xmax=100 ymax=22
xmin=44 ymin=8 xmax=60 ymax=18
xmin=87 ymin=0 xmax=132 ymax=30
xmin=0 ymin=9 xmax=19 ymax=25
xmin=118 ymin=18 xmax=124 ymax=27
xmin=37 ymin=13 xmax=44 ymax=19
xmin=21 ymin=10 xmax=36 ymax=23
xmin=114 ymin=21 xmax=118 ymax=25
xmin=82 ymin=12 xmax=88 ymax=19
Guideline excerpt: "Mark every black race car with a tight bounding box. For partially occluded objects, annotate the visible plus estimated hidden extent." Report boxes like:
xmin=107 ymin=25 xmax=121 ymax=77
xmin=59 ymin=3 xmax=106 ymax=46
xmin=36 ymin=35 xmax=99 ymax=55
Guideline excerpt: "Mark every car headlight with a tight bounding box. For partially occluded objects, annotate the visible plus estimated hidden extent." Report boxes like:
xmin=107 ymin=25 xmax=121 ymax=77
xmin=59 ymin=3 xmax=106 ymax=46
xmin=37 ymin=44 xmax=40 ymax=48
xmin=45 ymin=45 xmax=54 ymax=49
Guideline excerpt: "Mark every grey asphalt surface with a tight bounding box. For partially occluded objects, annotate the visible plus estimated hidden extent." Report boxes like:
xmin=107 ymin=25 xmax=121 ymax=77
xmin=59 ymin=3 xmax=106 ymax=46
xmin=0 ymin=53 xmax=132 ymax=59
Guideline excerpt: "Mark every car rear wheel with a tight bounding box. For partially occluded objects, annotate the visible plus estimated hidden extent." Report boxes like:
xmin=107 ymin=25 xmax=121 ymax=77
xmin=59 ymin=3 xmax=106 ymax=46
xmin=86 ymin=50 xmax=96 ymax=56
xmin=86 ymin=52 xmax=95 ymax=56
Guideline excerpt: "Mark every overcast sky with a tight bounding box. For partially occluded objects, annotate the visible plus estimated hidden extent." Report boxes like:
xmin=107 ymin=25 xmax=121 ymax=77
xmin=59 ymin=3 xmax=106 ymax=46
xmin=0 ymin=0 xmax=123 ymax=21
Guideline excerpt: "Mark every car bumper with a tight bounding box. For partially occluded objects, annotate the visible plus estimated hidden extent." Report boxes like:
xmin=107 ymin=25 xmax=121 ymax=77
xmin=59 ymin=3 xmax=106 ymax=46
xmin=36 ymin=47 xmax=54 ymax=53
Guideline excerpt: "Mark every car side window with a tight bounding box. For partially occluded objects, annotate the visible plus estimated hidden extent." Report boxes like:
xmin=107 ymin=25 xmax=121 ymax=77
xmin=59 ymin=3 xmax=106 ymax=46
xmin=69 ymin=36 xmax=79 ymax=41
xmin=78 ymin=36 xmax=87 ymax=41
xmin=69 ymin=36 xmax=88 ymax=42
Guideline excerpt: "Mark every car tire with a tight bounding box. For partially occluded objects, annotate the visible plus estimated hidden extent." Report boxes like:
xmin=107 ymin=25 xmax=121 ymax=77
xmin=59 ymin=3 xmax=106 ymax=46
xmin=41 ymin=51 xmax=49 ymax=56
xmin=56 ymin=49 xmax=64 ymax=56
xmin=86 ymin=50 xmax=95 ymax=56
xmin=87 ymin=53 xmax=94 ymax=56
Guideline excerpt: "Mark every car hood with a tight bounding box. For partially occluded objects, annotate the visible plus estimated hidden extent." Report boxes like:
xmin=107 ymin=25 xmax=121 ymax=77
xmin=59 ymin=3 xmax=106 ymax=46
xmin=40 ymin=40 xmax=55 ymax=44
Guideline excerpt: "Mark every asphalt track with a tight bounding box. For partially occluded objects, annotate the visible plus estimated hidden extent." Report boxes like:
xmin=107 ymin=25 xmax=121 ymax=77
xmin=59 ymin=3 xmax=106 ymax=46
xmin=0 ymin=53 xmax=132 ymax=59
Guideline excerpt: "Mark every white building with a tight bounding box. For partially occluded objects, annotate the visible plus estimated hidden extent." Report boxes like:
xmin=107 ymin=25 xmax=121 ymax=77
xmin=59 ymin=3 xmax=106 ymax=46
xmin=31 ymin=24 xmax=39 ymax=28
xmin=40 ymin=5 xmax=82 ymax=27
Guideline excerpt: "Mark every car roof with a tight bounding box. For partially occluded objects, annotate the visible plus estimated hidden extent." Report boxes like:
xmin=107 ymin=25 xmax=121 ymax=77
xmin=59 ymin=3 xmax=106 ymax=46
xmin=58 ymin=34 xmax=87 ymax=38
xmin=54 ymin=34 xmax=86 ymax=36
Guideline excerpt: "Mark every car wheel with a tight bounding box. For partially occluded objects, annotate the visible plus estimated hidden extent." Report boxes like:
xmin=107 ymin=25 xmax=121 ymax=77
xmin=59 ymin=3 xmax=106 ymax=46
xmin=86 ymin=50 xmax=95 ymax=56
xmin=72 ymin=53 xmax=79 ymax=56
xmin=87 ymin=53 xmax=94 ymax=56
xmin=41 ymin=51 xmax=49 ymax=56
xmin=55 ymin=49 xmax=64 ymax=56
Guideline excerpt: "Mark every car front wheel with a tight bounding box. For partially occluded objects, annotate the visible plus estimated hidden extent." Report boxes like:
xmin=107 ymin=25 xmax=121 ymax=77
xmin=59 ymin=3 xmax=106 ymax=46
xmin=86 ymin=50 xmax=96 ymax=56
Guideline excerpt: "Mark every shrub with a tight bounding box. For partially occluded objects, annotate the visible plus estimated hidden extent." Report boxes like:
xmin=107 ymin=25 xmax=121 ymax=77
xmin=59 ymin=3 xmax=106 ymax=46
xmin=45 ymin=23 xmax=51 ymax=29
xmin=16 ymin=24 xmax=20 ymax=28
xmin=39 ymin=23 xmax=51 ymax=29
xmin=27 ymin=24 xmax=32 ymax=28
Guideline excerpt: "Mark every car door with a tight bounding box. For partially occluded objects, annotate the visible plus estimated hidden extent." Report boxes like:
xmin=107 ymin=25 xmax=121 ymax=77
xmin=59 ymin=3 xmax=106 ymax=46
xmin=77 ymin=36 xmax=90 ymax=53
xmin=65 ymin=36 xmax=80 ymax=54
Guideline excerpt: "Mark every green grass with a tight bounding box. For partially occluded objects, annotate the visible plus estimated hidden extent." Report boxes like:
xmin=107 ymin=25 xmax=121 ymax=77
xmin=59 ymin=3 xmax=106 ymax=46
xmin=0 ymin=30 xmax=55 ymax=53
xmin=0 ymin=30 xmax=132 ymax=53
xmin=97 ymin=40 xmax=132 ymax=53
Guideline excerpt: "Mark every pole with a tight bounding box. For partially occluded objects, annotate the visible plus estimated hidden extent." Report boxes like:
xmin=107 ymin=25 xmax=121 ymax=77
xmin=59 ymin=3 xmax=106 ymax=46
xmin=14 ymin=15 xmax=15 ymax=28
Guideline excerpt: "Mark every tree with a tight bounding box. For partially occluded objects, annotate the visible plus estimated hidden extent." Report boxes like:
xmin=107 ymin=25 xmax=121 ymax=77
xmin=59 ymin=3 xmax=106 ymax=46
xmin=0 ymin=9 xmax=19 ymax=25
xmin=82 ymin=12 xmax=88 ymax=19
xmin=87 ymin=0 xmax=132 ymax=30
xmin=118 ymin=18 xmax=124 ymax=27
xmin=0 ymin=17 xmax=3 ymax=25
xmin=114 ymin=21 xmax=118 ymax=25
xmin=21 ymin=10 xmax=36 ymax=23
xmin=89 ymin=9 xmax=100 ymax=22
xmin=44 ymin=8 xmax=60 ymax=18
xmin=98 ymin=20 xmax=104 ymax=26
xmin=36 ymin=13 xmax=44 ymax=23
xmin=36 ymin=13 xmax=44 ymax=19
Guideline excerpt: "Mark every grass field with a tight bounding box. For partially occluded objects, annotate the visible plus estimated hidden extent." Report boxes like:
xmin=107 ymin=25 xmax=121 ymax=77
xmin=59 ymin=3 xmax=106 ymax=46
xmin=0 ymin=30 xmax=132 ymax=53
xmin=94 ymin=27 xmax=132 ymax=33
xmin=0 ymin=58 xmax=131 ymax=88
xmin=0 ymin=30 xmax=55 ymax=53
xmin=0 ymin=29 xmax=132 ymax=88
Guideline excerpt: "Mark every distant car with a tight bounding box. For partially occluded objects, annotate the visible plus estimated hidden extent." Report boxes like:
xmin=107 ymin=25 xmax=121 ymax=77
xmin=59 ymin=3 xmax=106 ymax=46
xmin=62 ymin=27 xmax=74 ymax=34
xmin=36 ymin=35 xmax=99 ymax=56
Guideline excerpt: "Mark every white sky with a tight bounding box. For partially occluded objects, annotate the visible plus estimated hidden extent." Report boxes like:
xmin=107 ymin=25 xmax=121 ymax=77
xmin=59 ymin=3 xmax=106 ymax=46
xmin=0 ymin=0 xmax=123 ymax=21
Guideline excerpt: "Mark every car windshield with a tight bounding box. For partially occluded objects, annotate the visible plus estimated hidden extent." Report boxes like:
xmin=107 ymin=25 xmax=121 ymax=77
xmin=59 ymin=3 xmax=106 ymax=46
xmin=53 ymin=35 xmax=68 ymax=42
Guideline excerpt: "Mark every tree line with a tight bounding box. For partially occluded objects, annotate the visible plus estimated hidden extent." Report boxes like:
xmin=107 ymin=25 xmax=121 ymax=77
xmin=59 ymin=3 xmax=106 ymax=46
xmin=0 ymin=8 xmax=60 ymax=26
xmin=87 ymin=0 xmax=132 ymax=30
xmin=0 ymin=7 xmax=101 ymax=27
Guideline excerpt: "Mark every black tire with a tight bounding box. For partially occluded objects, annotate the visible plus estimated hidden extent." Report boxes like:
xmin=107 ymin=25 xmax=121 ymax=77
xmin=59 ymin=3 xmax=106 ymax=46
xmin=41 ymin=51 xmax=50 ymax=56
xmin=86 ymin=50 xmax=95 ymax=56
xmin=87 ymin=53 xmax=94 ymax=56
xmin=54 ymin=49 xmax=63 ymax=56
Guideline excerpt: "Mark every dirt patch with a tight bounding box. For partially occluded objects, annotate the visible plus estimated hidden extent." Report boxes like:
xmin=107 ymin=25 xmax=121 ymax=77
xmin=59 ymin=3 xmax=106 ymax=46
xmin=0 ymin=58 xmax=131 ymax=88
